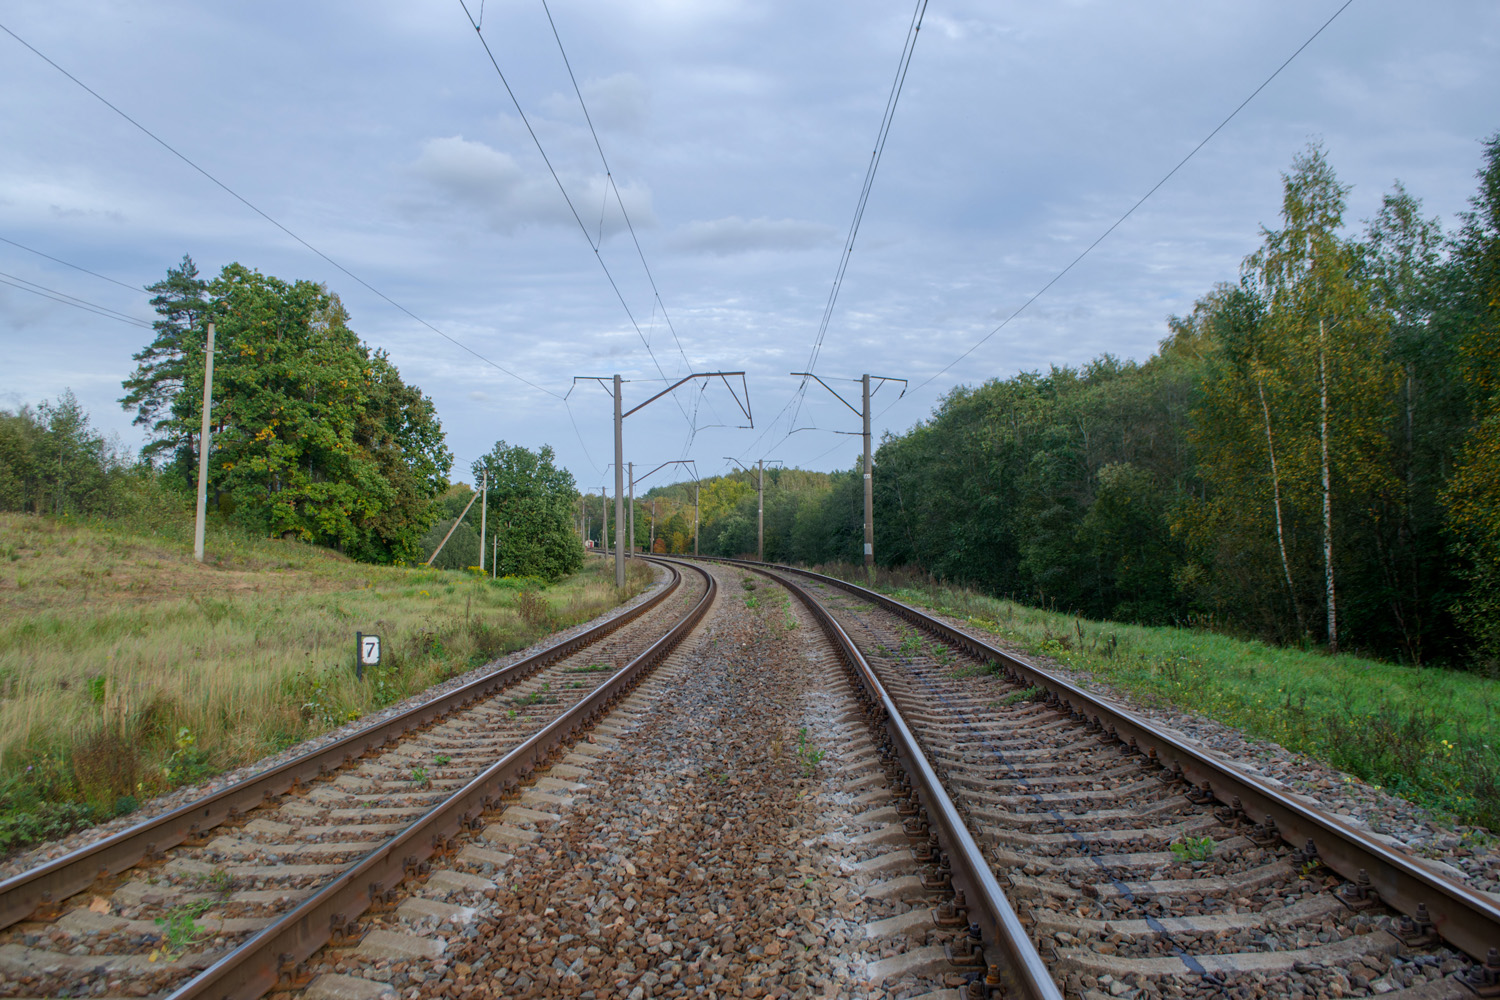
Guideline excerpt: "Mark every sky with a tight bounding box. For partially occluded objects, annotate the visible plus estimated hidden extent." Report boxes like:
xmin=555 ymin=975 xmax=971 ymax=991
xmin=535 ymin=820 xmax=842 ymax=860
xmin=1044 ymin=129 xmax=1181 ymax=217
xmin=3 ymin=0 xmax=1498 ymax=492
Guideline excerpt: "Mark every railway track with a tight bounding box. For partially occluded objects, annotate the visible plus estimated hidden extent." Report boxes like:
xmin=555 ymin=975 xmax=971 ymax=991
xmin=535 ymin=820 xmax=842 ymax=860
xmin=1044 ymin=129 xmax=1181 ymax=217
xmin=5 ymin=549 xmax=1496 ymax=999
xmin=0 ymin=556 xmax=715 ymax=1000
xmin=271 ymin=558 xmax=1039 ymax=1000
xmin=716 ymin=557 xmax=1500 ymax=1000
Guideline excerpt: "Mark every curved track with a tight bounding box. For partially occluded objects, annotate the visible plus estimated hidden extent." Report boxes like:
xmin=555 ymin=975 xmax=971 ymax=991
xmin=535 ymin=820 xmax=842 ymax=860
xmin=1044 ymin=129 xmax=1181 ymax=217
xmin=0 ymin=556 xmax=716 ymax=1000
xmin=717 ymin=557 xmax=1500 ymax=1000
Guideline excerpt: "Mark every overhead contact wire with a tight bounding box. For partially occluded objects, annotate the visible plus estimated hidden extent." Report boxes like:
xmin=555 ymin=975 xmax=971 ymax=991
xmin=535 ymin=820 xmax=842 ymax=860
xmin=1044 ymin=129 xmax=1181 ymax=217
xmin=898 ymin=0 xmax=1360 ymax=406
xmin=0 ymin=22 xmax=559 ymax=398
xmin=458 ymin=0 xmax=696 ymax=436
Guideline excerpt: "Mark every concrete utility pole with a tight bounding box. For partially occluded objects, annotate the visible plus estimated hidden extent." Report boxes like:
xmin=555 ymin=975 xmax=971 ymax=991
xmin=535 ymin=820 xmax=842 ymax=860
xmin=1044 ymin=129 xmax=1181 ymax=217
xmin=861 ymin=376 xmax=873 ymax=572
xmin=627 ymin=462 xmax=635 ymax=559
xmin=572 ymin=372 xmax=750 ymax=586
xmin=650 ymin=499 xmax=656 ymax=553
xmin=478 ymin=470 xmax=488 ymax=573
xmin=694 ymin=480 xmax=700 ymax=556
xmin=790 ymin=372 xmax=906 ymax=575
xmin=724 ymin=456 xmax=781 ymax=562
xmin=600 ymin=485 xmax=608 ymax=553
xmin=614 ymin=377 xmax=625 ymax=582
xmin=193 ymin=322 xmax=216 ymax=563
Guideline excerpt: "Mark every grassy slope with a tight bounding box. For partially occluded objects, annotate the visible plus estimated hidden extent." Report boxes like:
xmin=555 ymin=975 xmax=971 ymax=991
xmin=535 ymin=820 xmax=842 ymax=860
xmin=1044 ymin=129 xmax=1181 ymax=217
xmin=0 ymin=514 xmax=651 ymax=852
xmin=815 ymin=564 xmax=1499 ymax=830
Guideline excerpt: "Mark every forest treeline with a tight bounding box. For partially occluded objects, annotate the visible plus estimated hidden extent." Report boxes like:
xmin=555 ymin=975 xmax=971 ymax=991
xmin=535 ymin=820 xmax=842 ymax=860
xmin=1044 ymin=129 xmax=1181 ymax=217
xmin=656 ymin=137 xmax=1500 ymax=669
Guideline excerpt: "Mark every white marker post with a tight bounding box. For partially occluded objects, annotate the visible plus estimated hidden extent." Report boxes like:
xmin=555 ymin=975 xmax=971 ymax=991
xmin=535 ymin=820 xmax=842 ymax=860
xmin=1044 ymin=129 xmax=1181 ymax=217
xmin=355 ymin=631 xmax=381 ymax=680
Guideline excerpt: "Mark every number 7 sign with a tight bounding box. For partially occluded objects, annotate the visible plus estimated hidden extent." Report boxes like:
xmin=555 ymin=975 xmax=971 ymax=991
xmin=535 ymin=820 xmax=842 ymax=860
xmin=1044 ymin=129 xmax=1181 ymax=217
xmin=355 ymin=631 xmax=381 ymax=679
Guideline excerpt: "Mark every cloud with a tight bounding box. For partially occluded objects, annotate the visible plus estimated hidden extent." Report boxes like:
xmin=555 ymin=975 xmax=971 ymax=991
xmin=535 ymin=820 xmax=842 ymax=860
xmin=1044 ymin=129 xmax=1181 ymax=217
xmin=665 ymin=216 xmax=837 ymax=256
xmin=407 ymin=135 xmax=654 ymax=234
xmin=541 ymin=73 xmax=650 ymax=134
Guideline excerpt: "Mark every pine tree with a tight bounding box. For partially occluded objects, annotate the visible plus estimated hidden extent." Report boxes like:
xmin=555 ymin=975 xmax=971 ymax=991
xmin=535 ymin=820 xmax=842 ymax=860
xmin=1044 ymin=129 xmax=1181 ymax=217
xmin=119 ymin=254 xmax=210 ymax=468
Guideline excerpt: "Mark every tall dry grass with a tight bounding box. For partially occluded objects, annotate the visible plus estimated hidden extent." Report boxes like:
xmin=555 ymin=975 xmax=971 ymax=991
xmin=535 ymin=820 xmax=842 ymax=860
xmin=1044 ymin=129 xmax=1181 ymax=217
xmin=0 ymin=514 xmax=650 ymax=851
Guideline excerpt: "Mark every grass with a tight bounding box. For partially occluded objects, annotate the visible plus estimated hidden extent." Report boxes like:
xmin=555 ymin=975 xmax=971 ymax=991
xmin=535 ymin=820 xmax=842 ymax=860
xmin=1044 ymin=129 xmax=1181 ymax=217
xmin=813 ymin=561 xmax=1500 ymax=831
xmin=0 ymin=513 xmax=653 ymax=856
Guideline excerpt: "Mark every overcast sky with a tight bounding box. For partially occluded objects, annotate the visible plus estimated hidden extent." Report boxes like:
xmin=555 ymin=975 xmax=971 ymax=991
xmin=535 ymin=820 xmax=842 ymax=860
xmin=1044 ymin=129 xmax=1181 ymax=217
xmin=3 ymin=1 xmax=1497 ymax=490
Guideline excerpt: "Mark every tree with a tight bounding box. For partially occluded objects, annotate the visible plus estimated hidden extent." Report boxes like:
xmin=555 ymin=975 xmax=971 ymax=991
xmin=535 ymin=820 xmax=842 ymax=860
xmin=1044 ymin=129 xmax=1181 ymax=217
xmin=1246 ymin=145 xmax=1398 ymax=652
xmin=1442 ymin=132 xmax=1500 ymax=664
xmin=120 ymin=255 xmax=210 ymax=469
xmin=119 ymin=259 xmax=451 ymax=563
xmin=470 ymin=441 xmax=583 ymax=580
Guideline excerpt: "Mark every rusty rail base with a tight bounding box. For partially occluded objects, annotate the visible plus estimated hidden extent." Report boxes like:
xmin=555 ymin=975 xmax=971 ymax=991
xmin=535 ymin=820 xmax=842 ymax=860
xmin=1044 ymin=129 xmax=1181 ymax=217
xmin=167 ymin=557 xmax=716 ymax=1000
xmin=743 ymin=561 xmax=1063 ymax=1000
xmin=713 ymin=556 xmax=1500 ymax=967
xmin=0 ymin=561 xmax=685 ymax=932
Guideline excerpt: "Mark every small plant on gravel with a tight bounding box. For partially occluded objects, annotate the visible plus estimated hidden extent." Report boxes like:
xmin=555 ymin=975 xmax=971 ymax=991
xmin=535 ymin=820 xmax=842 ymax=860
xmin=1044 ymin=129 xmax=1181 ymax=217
xmin=950 ymin=660 xmax=997 ymax=679
xmin=785 ymin=611 xmax=799 ymax=631
xmin=1000 ymin=685 xmax=1044 ymax=705
xmin=433 ymin=754 xmax=451 ymax=766
xmin=796 ymin=728 xmax=825 ymax=777
xmin=566 ymin=662 xmax=613 ymax=672
xmin=898 ymin=629 xmax=923 ymax=656
xmin=741 ymin=577 xmax=757 ymax=590
xmin=152 ymin=898 xmax=214 ymax=961
xmin=744 ymin=594 xmax=761 ymax=610
xmin=1169 ymin=835 xmax=1215 ymax=862
xmin=410 ymin=767 xmax=428 ymax=785
xmin=163 ymin=727 xmax=213 ymax=787
xmin=195 ymin=867 xmax=234 ymax=898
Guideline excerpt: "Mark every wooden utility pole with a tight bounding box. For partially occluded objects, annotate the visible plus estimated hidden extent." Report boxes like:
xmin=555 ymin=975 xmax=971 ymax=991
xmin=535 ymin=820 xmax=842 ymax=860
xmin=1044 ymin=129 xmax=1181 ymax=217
xmin=426 ymin=486 xmax=481 ymax=566
xmin=193 ymin=322 xmax=216 ymax=563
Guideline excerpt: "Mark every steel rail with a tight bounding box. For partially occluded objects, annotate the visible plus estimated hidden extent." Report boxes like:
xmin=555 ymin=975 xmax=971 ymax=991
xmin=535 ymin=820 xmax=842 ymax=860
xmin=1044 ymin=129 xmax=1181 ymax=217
xmin=739 ymin=561 xmax=1063 ymax=1000
xmin=727 ymin=557 xmax=1500 ymax=966
xmin=0 ymin=560 xmax=686 ymax=932
xmin=166 ymin=556 xmax=715 ymax=1000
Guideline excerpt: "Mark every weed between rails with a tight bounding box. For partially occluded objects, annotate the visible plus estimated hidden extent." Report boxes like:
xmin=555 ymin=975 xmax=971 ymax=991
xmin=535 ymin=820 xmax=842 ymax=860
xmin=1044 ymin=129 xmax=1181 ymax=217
xmin=813 ymin=560 xmax=1500 ymax=830
xmin=0 ymin=517 xmax=653 ymax=857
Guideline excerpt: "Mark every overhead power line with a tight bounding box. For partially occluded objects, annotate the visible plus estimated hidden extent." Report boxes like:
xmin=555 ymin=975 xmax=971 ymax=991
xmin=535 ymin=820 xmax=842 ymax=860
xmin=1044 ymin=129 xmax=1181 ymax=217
xmin=896 ymin=0 xmax=1359 ymax=406
xmin=0 ymin=236 xmax=143 ymax=292
xmin=742 ymin=0 xmax=928 ymax=464
xmin=539 ymin=0 xmax=693 ymax=378
xmin=804 ymin=0 xmax=928 ymax=378
xmin=536 ymin=0 xmax=724 ymax=457
xmin=0 ymin=269 xmax=152 ymax=328
xmin=456 ymin=1 xmax=697 ymax=438
xmin=0 ymin=20 xmax=560 ymax=399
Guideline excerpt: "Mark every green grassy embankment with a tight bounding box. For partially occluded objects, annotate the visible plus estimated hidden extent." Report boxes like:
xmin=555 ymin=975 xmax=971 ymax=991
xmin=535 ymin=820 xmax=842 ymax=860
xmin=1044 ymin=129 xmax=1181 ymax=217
xmin=0 ymin=513 xmax=652 ymax=855
xmin=815 ymin=563 xmax=1499 ymax=831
